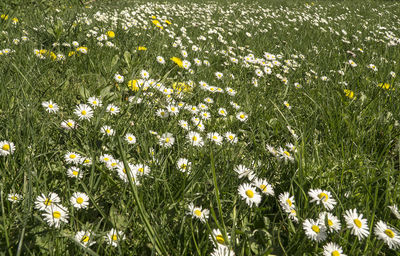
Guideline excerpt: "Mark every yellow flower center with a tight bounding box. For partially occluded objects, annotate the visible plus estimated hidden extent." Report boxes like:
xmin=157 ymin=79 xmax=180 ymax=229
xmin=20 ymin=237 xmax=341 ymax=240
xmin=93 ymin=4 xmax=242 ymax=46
xmin=53 ymin=211 xmax=61 ymax=219
xmin=44 ymin=198 xmax=52 ymax=206
xmin=245 ymin=190 xmax=254 ymax=198
xmin=76 ymin=197 xmax=84 ymax=204
xmin=84 ymin=159 xmax=90 ymax=164
xmin=331 ymin=251 xmax=340 ymax=256
xmin=328 ymin=219 xmax=333 ymax=227
xmin=165 ymin=138 xmax=170 ymax=143
xmin=81 ymin=235 xmax=89 ymax=243
xmin=111 ymin=163 xmax=117 ymax=167
xmin=67 ymin=122 xmax=73 ymax=127
xmin=70 ymin=154 xmax=76 ymax=159
xmin=260 ymin=185 xmax=267 ymax=192
xmin=2 ymin=144 xmax=10 ymax=151
xmin=81 ymin=110 xmax=87 ymax=115
xmin=138 ymin=168 xmax=144 ymax=173
xmin=104 ymin=157 xmax=109 ymax=161
xmin=112 ymin=234 xmax=118 ymax=241
xmin=228 ymin=135 xmax=234 ymax=140
xmin=318 ymin=192 xmax=329 ymax=202
xmin=283 ymin=151 xmax=290 ymax=157
xmin=384 ymin=229 xmax=395 ymax=238
xmin=240 ymin=114 xmax=245 ymax=119
xmin=181 ymin=164 xmax=187 ymax=169
xmin=72 ymin=171 xmax=78 ymax=176
xmin=106 ymin=129 xmax=111 ymax=134
xmin=311 ymin=225 xmax=320 ymax=233
xmin=11 ymin=196 xmax=18 ymax=200
xmin=128 ymin=137 xmax=133 ymax=141
xmin=216 ymin=235 xmax=224 ymax=244
xmin=286 ymin=199 xmax=292 ymax=207
xmin=354 ymin=219 xmax=362 ymax=228
xmin=194 ymin=210 xmax=202 ymax=217
xmin=192 ymin=136 xmax=198 ymax=141
xmin=49 ymin=104 xmax=53 ymax=108
xmin=212 ymin=136 xmax=217 ymax=140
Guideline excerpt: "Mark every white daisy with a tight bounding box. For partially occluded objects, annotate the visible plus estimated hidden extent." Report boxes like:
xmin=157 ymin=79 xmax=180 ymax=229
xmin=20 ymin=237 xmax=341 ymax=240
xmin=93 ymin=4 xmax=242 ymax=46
xmin=234 ymin=165 xmax=254 ymax=180
xmin=114 ymin=73 xmax=124 ymax=83
xmin=374 ymin=220 xmax=400 ymax=250
xmin=74 ymin=104 xmax=93 ymax=120
xmin=303 ymin=219 xmax=327 ymax=242
xmin=238 ymin=183 xmax=262 ymax=207
xmin=278 ymin=192 xmax=295 ymax=213
xmin=125 ymin=133 xmax=136 ymax=144
xmin=105 ymin=228 xmax=126 ymax=247
xmin=177 ymin=158 xmax=191 ymax=173
xmin=100 ymin=125 xmax=115 ymax=136
xmin=187 ymin=131 xmax=204 ymax=147
xmin=0 ymin=141 xmax=15 ymax=156
xmin=64 ymin=151 xmax=81 ymax=164
xmin=343 ymin=208 xmax=370 ymax=240
xmin=323 ymin=242 xmax=346 ymax=256
xmin=225 ymin=132 xmax=238 ymax=144
xmin=159 ymin=132 xmax=175 ymax=148
xmin=318 ymin=212 xmax=341 ymax=233
xmin=34 ymin=193 xmax=61 ymax=211
xmin=75 ymin=230 xmax=96 ymax=248
xmin=207 ymin=132 xmax=223 ymax=145
xmin=67 ymin=166 xmax=83 ymax=179
xmin=70 ymin=192 xmax=89 ymax=209
xmin=252 ymin=178 xmax=274 ymax=196
xmin=308 ymin=189 xmax=337 ymax=211
xmin=61 ymin=119 xmax=77 ymax=130
xmin=7 ymin=193 xmax=22 ymax=203
xmin=236 ymin=112 xmax=248 ymax=122
xmin=42 ymin=100 xmax=59 ymax=113
xmin=87 ymin=96 xmax=102 ymax=108
xmin=106 ymin=104 xmax=120 ymax=115
xmin=187 ymin=203 xmax=209 ymax=223
xmin=42 ymin=204 xmax=69 ymax=228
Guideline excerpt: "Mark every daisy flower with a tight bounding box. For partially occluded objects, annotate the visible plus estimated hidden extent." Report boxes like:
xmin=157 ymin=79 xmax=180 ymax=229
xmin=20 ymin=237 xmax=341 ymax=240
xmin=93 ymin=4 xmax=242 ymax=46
xmin=303 ymin=219 xmax=327 ymax=242
xmin=42 ymin=100 xmax=59 ymax=113
xmin=234 ymin=165 xmax=254 ymax=179
xmin=318 ymin=212 xmax=341 ymax=233
xmin=343 ymin=208 xmax=370 ymax=240
xmin=70 ymin=192 xmax=89 ymax=209
xmin=187 ymin=203 xmax=209 ymax=223
xmin=204 ymin=97 xmax=214 ymax=104
xmin=348 ymin=59 xmax=357 ymax=67
xmin=74 ymin=104 xmax=93 ymax=120
xmin=200 ymin=111 xmax=211 ymax=120
xmin=64 ymin=151 xmax=81 ymax=164
xmin=61 ymin=119 xmax=77 ymax=130
xmin=210 ymin=229 xmax=230 ymax=247
xmin=159 ymin=132 xmax=175 ymax=148
xmin=131 ymin=163 xmax=151 ymax=176
xmin=114 ymin=73 xmax=124 ymax=83
xmin=42 ymin=204 xmax=69 ymax=228
xmin=278 ymin=192 xmax=295 ymax=213
xmin=277 ymin=147 xmax=294 ymax=162
xmin=215 ymin=72 xmax=223 ymax=79
xmin=374 ymin=220 xmax=400 ymax=250
xmin=283 ymin=101 xmax=291 ymax=109
xmin=210 ymin=246 xmax=235 ymax=256
xmin=238 ymin=183 xmax=262 ymax=207
xmin=252 ymin=178 xmax=274 ymax=196
xmin=308 ymin=189 xmax=337 ymax=211
xmin=106 ymin=104 xmax=120 ymax=115
xmin=100 ymin=154 xmax=114 ymax=164
xmin=140 ymin=70 xmax=150 ymax=79
xmin=225 ymin=132 xmax=238 ymax=144
xmin=236 ymin=112 xmax=248 ymax=122
xmin=117 ymin=164 xmax=140 ymax=184
xmin=207 ymin=132 xmax=223 ymax=145
xmin=75 ymin=230 xmax=96 ymax=248
xmin=105 ymin=228 xmax=126 ymax=247
xmin=177 ymin=158 xmax=191 ymax=173
xmin=67 ymin=166 xmax=83 ymax=179
xmin=187 ymin=131 xmax=204 ymax=147
xmin=35 ymin=193 xmax=61 ymax=210
xmin=156 ymin=109 xmax=169 ymax=118
xmin=125 ymin=133 xmax=136 ymax=144
xmin=87 ymin=96 xmax=102 ymax=108
xmin=178 ymin=120 xmax=190 ymax=130
xmin=0 ymin=141 xmax=15 ymax=156
xmin=8 ymin=193 xmax=22 ymax=203
xmin=156 ymin=56 xmax=165 ymax=64
xmin=81 ymin=157 xmax=92 ymax=166
xmin=323 ymin=242 xmax=346 ymax=256
xmin=167 ymin=105 xmax=179 ymax=115
xmin=100 ymin=125 xmax=115 ymax=136
xmin=217 ymin=108 xmax=228 ymax=117
xmin=388 ymin=205 xmax=400 ymax=219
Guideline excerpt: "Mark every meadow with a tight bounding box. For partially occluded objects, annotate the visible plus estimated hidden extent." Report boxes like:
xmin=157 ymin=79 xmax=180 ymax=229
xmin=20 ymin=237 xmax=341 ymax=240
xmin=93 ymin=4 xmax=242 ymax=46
xmin=0 ymin=0 xmax=400 ymax=255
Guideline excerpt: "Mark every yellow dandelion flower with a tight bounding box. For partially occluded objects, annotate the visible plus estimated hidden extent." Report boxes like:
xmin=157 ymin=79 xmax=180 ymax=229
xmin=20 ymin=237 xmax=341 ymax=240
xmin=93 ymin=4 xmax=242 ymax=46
xmin=344 ymin=89 xmax=354 ymax=99
xmin=137 ymin=46 xmax=147 ymax=51
xmin=107 ymin=30 xmax=115 ymax=38
xmin=171 ymin=57 xmax=183 ymax=68
xmin=128 ymin=80 xmax=139 ymax=91
xmin=378 ymin=83 xmax=394 ymax=91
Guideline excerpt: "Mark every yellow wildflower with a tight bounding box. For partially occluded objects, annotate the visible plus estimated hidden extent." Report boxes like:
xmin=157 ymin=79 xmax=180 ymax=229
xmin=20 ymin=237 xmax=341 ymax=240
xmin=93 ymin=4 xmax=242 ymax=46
xmin=107 ymin=31 xmax=115 ymax=38
xmin=137 ymin=46 xmax=147 ymax=51
xmin=171 ymin=57 xmax=183 ymax=68
xmin=344 ymin=89 xmax=354 ymax=99
xmin=378 ymin=83 xmax=394 ymax=91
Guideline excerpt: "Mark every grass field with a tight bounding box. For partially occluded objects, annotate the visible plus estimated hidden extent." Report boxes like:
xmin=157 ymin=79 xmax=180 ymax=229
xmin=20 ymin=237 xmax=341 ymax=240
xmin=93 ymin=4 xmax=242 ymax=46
xmin=0 ymin=0 xmax=400 ymax=255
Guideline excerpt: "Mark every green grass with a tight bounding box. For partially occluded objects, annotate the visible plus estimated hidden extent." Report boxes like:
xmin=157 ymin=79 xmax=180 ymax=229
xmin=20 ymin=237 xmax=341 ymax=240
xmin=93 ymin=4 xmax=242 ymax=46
xmin=0 ymin=0 xmax=399 ymax=255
